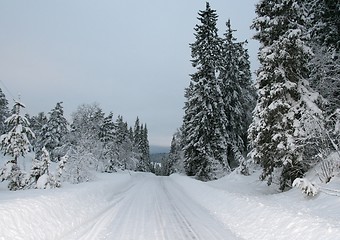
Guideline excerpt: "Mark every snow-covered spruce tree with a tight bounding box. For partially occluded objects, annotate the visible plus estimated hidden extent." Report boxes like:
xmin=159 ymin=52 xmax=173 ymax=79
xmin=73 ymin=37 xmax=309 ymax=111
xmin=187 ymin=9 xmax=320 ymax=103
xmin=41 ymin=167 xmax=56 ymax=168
xmin=307 ymin=0 xmax=340 ymax=115
xmin=236 ymin=40 xmax=257 ymax=149
xmin=115 ymin=116 xmax=136 ymax=170
xmin=166 ymin=129 xmax=184 ymax=175
xmin=235 ymin=39 xmax=257 ymax=175
xmin=99 ymin=112 xmax=120 ymax=172
xmin=307 ymin=0 xmax=340 ymax=52
xmin=134 ymin=119 xmax=151 ymax=172
xmin=182 ymin=2 xmax=228 ymax=180
xmin=218 ymin=19 xmax=256 ymax=170
xmin=27 ymin=112 xmax=48 ymax=151
xmin=249 ymin=0 xmax=326 ymax=190
xmin=306 ymin=0 xmax=340 ymax=165
xmin=140 ymin=124 xmax=151 ymax=170
xmin=0 ymin=101 xmax=34 ymax=190
xmin=38 ymin=102 xmax=68 ymax=161
xmin=0 ymin=88 xmax=10 ymax=135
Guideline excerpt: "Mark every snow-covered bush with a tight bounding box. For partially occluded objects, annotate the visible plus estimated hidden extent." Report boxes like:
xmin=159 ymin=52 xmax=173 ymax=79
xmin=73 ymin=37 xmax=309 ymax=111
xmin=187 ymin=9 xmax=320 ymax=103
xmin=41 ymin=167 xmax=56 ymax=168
xmin=55 ymin=155 xmax=67 ymax=188
xmin=319 ymin=159 xmax=336 ymax=183
xmin=27 ymin=147 xmax=56 ymax=189
xmin=293 ymin=178 xmax=319 ymax=196
xmin=0 ymin=160 xmax=28 ymax=190
xmin=62 ymin=146 xmax=95 ymax=184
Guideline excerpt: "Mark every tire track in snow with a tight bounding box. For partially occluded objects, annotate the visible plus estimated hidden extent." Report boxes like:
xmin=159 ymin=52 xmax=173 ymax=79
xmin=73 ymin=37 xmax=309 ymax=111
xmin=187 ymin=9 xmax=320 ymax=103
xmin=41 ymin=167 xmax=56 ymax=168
xmin=61 ymin=173 xmax=240 ymax=240
xmin=160 ymin=177 xmax=240 ymax=240
xmin=59 ymin=180 xmax=137 ymax=240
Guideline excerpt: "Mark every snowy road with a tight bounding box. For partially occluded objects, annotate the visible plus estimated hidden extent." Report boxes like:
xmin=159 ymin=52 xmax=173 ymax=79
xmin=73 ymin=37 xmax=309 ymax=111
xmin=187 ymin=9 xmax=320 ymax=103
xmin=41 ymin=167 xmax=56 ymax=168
xmin=61 ymin=174 xmax=239 ymax=240
xmin=1 ymin=171 xmax=340 ymax=240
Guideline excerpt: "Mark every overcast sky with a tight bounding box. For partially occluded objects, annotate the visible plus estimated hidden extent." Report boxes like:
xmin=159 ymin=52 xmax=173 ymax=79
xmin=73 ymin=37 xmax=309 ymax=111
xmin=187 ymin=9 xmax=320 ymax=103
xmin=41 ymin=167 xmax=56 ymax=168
xmin=0 ymin=0 xmax=259 ymax=148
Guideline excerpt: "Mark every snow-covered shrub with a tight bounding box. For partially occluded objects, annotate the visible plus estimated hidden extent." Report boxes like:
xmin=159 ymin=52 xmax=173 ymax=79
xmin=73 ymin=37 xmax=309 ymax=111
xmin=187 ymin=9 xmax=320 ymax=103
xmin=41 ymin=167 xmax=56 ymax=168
xmin=55 ymin=155 xmax=67 ymax=188
xmin=27 ymin=147 xmax=56 ymax=189
xmin=293 ymin=178 xmax=319 ymax=196
xmin=0 ymin=160 xmax=28 ymax=190
xmin=319 ymin=159 xmax=336 ymax=183
xmin=314 ymin=151 xmax=340 ymax=184
xmin=63 ymin=146 xmax=95 ymax=184
xmin=36 ymin=173 xmax=56 ymax=189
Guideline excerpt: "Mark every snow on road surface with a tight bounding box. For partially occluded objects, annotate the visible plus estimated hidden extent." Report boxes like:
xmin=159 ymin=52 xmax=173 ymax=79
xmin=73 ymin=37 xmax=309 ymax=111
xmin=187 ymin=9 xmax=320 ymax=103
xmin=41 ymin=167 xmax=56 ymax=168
xmin=61 ymin=173 xmax=239 ymax=240
xmin=1 ymin=171 xmax=340 ymax=240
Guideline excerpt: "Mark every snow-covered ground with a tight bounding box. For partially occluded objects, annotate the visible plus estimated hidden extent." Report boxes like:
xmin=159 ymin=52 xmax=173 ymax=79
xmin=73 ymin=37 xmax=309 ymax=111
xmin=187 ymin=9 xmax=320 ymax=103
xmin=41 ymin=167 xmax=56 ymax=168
xmin=0 ymin=170 xmax=340 ymax=240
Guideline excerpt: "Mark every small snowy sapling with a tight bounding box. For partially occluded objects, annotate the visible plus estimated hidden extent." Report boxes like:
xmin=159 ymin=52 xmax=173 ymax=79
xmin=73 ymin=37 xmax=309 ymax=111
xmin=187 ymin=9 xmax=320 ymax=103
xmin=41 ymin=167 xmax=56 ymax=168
xmin=293 ymin=178 xmax=319 ymax=196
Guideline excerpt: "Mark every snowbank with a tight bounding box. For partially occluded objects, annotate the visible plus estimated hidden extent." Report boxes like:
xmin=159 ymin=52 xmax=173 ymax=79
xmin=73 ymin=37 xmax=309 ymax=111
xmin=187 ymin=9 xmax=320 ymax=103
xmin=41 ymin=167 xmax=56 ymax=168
xmin=170 ymin=172 xmax=340 ymax=240
xmin=0 ymin=172 xmax=132 ymax=240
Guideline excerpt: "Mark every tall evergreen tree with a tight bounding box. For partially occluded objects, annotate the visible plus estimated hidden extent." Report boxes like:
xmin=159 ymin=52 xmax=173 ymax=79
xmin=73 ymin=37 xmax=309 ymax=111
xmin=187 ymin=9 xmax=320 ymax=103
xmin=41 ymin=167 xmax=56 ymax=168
xmin=28 ymin=112 xmax=48 ymax=151
xmin=0 ymin=100 xmax=34 ymax=190
xmin=141 ymin=124 xmax=150 ymax=169
xmin=182 ymin=2 xmax=227 ymax=180
xmin=133 ymin=117 xmax=141 ymax=151
xmin=38 ymin=102 xmax=68 ymax=160
xmin=134 ymin=120 xmax=150 ymax=172
xmin=166 ymin=129 xmax=184 ymax=175
xmin=99 ymin=112 xmax=116 ymax=144
xmin=0 ymin=101 xmax=35 ymax=164
xmin=305 ymin=0 xmax=340 ymax=178
xmin=0 ymin=88 xmax=9 ymax=135
xmin=249 ymin=0 xmax=326 ymax=190
xmin=100 ymin=112 xmax=119 ymax=172
xmin=115 ymin=116 xmax=136 ymax=170
xmin=308 ymin=0 xmax=340 ymax=51
xmin=218 ymin=19 xmax=255 ymax=168
xmin=306 ymin=0 xmax=340 ymax=117
xmin=235 ymin=40 xmax=257 ymax=151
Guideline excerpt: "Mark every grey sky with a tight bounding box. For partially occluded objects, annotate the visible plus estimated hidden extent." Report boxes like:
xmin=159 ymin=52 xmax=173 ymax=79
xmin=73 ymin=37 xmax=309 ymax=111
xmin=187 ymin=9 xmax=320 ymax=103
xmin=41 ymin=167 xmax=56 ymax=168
xmin=0 ymin=0 xmax=259 ymax=147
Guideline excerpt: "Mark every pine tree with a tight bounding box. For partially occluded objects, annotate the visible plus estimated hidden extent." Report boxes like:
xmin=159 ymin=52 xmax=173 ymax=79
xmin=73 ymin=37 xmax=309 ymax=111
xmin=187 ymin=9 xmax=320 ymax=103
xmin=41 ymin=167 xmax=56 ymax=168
xmin=140 ymin=124 xmax=150 ymax=171
xmin=182 ymin=2 xmax=228 ymax=180
xmin=100 ymin=112 xmax=119 ymax=172
xmin=134 ymin=121 xmax=150 ymax=172
xmin=249 ymin=0 xmax=326 ymax=190
xmin=235 ymin=40 xmax=257 ymax=152
xmin=307 ymin=0 xmax=340 ymax=115
xmin=38 ymin=102 xmax=68 ymax=161
xmin=305 ymin=0 xmax=340 ymax=180
xmin=99 ymin=112 xmax=116 ymax=144
xmin=167 ymin=130 xmax=184 ymax=175
xmin=0 ymin=101 xmax=35 ymax=164
xmin=115 ymin=116 xmax=136 ymax=170
xmin=28 ymin=112 xmax=48 ymax=151
xmin=218 ymin=19 xmax=255 ymax=168
xmin=0 ymin=100 xmax=35 ymax=190
xmin=0 ymin=88 xmax=10 ymax=135
xmin=308 ymin=0 xmax=340 ymax=51
xmin=133 ymin=117 xmax=141 ymax=151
